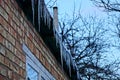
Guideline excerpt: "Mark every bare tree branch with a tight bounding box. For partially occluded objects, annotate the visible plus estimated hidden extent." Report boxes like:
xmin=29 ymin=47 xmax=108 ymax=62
xmin=91 ymin=0 xmax=120 ymax=12
xmin=59 ymin=13 xmax=120 ymax=79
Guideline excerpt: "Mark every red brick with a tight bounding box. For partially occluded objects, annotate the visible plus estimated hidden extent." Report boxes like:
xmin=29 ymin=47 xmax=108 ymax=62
xmin=19 ymin=68 xmax=25 ymax=77
xmin=8 ymin=10 xmax=13 ymax=19
xmin=0 ymin=34 xmax=4 ymax=44
xmin=4 ymin=3 xmax=10 ymax=15
xmin=12 ymin=72 xmax=19 ymax=80
xmin=6 ymin=32 xmax=15 ymax=46
xmin=0 ymin=16 xmax=9 ymax=31
xmin=15 ymin=41 xmax=22 ymax=53
xmin=0 ymin=74 xmax=5 ymax=80
xmin=14 ymin=50 xmax=21 ymax=59
xmin=9 ymin=27 xmax=16 ymax=39
xmin=0 ymin=0 xmax=1 ymax=4
xmin=8 ymin=70 xmax=12 ymax=79
xmin=0 ymin=65 xmax=7 ymax=76
xmin=6 ymin=50 xmax=14 ymax=62
xmin=0 ymin=54 xmax=4 ymax=64
xmin=4 ymin=57 xmax=10 ymax=68
xmin=14 ymin=57 xmax=20 ymax=65
xmin=11 ymin=63 xmax=19 ymax=74
xmin=0 ymin=25 xmax=7 ymax=40
xmin=19 ymin=68 xmax=26 ymax=78
xmin=0 ymin=6 xmax=8 ymax=21
xmin=19 ymin=53 xmax=25 ymax=64
xmin=0 ymin=0 xmax=5 ymax=8
xmin=35 ymin=48 xmax=39 ymax=59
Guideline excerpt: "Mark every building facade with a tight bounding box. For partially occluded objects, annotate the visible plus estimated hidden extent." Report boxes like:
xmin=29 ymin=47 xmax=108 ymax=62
xmin=0 ymin=0 xmax=71 ymax=80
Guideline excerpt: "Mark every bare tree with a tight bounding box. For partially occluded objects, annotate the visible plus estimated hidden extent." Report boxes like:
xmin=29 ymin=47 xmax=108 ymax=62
xmin=91 ymin=0 xmax=120 ymax=12
xmin=46 ymin=0 xmax=57 ymax=8
xmin=59 ymin=13 xmax=120 ymax=79
xmin=91 ymin=0 xmax=120 ymax=48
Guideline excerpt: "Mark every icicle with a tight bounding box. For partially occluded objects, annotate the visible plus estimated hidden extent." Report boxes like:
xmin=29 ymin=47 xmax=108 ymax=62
xmin=77 ymin=69 xmax=80 ymax=80
xmin=53 ymin=23 xmax=59 ymax=46
xmin=48 ymin=15 xmax=50 ymax=29
xmin=72 ymin=60 xmax=76 ymax=70
xmin=66 ymin=53 xmax=71 ymax=77
xmin=44 ymin=6 xmax=46 ymax=25
xmin=63 ymin=48 xmax=66 ymax=62
xmin=47 ymin=15 xmax=51 ymax=29
xmin=70 ymin=54 xmax=74 ymax=69
xmin=55 ymin=30 xmax=60 ymax=46
xmin=31 ymin=0 xmax=35 ymax=25
xmin=69 ymin=54 xmax=71 ymax=77
xmin=47 ymin=13 xmax=50 ymax=29
xmin=60 ymin=41 xmax=63 ymax=69
xmin=68 ymin=54 xmax=71 ymax=77
xmin=53 ymin=24 xmax=55 ymax=37
xmin=40 ymin=0 xmax=42 ymax=18
xmin=45 ymin=9 xmax=49 ymax=26
xmin=38 ymin=0 xmax=41 ymax=31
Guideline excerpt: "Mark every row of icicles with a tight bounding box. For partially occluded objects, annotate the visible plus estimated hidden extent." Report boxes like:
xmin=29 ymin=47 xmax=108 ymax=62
xmin=55 ymin=29 xmax=80 ymax=79
xmin=31 ymin=0 xmax=51 ymax=32
xmin=31 ymin=0 xmax=80 ymax=79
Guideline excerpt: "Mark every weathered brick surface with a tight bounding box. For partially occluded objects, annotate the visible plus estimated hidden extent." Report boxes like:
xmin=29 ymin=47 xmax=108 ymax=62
xmin=0 ymin=0 xmax=69 ymax=80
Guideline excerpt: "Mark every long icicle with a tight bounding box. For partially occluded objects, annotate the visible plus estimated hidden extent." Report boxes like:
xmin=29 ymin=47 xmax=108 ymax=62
xmin=67 ymin=53 xmax=71 ymax=77
xmin=60 ymin=40 xmax=63 ymax=69
xmin=38 ymin=0 xmax=41 ymax=31
xmin=44 ymin=6 xmax=46 ymax=25
xmin=31 ymin=0 xmax=35 ymax=25
xmin=69 ymin=54 xmax=71 ymax=77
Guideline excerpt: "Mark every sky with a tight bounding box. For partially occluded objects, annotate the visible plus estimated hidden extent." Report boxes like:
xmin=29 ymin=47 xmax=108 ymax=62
xmin=45 ymin=0 xmax=107 ymax=18
xmin=45 ymin=0 xmax=120 ymax=61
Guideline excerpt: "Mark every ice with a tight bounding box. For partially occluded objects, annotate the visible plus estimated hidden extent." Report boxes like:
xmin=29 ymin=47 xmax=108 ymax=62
xmin=38 ymin=0 xmax=41 ymax=31
xmin=47 ymin=13 xmax=51 ymax=29
xmin=77 ymin=69 xmax=80 ymax=80
xmin=38 ymin=0 xmax=51 ymax=31
xmin=31 ymin=0 xmax=35 ymax=25
xmin=67 ymin=53 xmax=71 ymax=76
xmin=44 ymin=7 xmax=46 ymax=25
xmin=60 ymin=41 xmax=63 ymax=69
xmin=32 ymin=2 xmax=80 ymax=78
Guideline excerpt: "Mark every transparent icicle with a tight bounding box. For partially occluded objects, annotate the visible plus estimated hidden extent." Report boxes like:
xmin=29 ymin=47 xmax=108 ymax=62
xmin=47 ymin=13 xmax=50 ymax=29
xmin=63 ymin=46 xmax=66 ymax=62
xmin=31 ymin=0 xmax=35 ymax=25
xmin=77 ymin=69 xmax=80 ymax=80
xmin=60 ymin=41 xmax=63 ymax=69
xmin=38 ymin=0 xmax=41 ymax=31
xmin=45 ymin=9 xmax=49 ymax=26
xmin=72 ymin=60 xmax=76 ymax=70
xmin=48 ymin=13 xmax=51 ymax=29
xmin=47 ymin=11 xmax=49 ymax=28
xmin=40 ymin=0 xmax=42 ymax=18
xmin=53 ymin=24 xmax=58 ymax=46
xmin=44 ymin=7 xmax=46 ymax=25
xmin=55 ymin=30 xmax=60 ymax=46
xmin=53 ymin=24 xmax=55 ymax=37
xmin=67 ymin=53 xmax=71 ymax=77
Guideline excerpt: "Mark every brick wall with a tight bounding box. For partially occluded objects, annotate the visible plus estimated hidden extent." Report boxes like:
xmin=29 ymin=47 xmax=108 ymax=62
xmin=0 ymin=0 xmax=69 ymax=80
